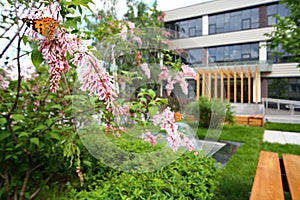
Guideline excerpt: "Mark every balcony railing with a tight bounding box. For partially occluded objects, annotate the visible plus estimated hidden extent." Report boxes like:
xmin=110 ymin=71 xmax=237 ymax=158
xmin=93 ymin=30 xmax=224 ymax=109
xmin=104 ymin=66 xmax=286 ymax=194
xmin=262 ymin=98 xmax=300 ymax=115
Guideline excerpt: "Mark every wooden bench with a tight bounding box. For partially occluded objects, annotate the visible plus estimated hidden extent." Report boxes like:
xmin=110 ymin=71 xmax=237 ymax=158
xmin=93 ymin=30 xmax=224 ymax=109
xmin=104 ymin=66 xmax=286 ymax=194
xmin=250 ymin=151 xmax=300 ymax=200
xmin=282 ymin=154 xmax=300 ymax=200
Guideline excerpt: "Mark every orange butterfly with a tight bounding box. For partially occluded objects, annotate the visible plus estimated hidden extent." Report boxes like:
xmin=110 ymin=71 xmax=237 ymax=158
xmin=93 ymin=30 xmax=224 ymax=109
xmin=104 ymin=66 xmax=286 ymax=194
xmin=174 ymin=112 xmax=183 ymax=122
xmin=22 ymin=17 xmax=59 ymax=40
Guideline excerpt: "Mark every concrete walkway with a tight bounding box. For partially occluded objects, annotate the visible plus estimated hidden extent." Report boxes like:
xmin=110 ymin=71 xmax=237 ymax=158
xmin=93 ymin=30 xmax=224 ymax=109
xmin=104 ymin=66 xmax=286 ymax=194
xmin=265 ymin=115 xmax=300 ymax=124
xmin=263 ymin=130 xmax=300 ymax=145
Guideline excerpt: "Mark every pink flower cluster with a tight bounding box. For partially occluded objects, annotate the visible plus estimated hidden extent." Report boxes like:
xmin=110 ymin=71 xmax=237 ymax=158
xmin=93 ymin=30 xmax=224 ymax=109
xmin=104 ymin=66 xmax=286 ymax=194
xmin=77 ymin=54 xmax=116 ymax=109
xmin=157 ymin=12 xmax=166 ymax=23
xmin=158 ymin=64 xmax=196 ymax=96
xmin=140 ymin=63 xmax=151 ymax=79
xmin=142 ymin=130 xmax=156 ymax=147
xmin=153 ymin=107 xmax=195 ymax=151
xmin=119 ymin=21 xmax=136 ymax=40
xmin=38 ymin=30 xmax=81 ymax=92
xmin=0 ymin=74 xmax=9 ymax=89
xmin=181 ymin=64 xmax=197 ymax=79
xmin=134 ymin=51 xmax=150 ymax=79
xmin=105 ymin=124 xmax=125 ymax=138
xmin=112 ymin=103 xmax=130 ymax=116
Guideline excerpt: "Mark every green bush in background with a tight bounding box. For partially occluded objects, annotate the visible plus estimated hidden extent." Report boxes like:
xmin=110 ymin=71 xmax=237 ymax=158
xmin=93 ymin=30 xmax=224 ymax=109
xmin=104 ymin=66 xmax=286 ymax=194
xmin=185 ymin=97 xmax=234 ymax=128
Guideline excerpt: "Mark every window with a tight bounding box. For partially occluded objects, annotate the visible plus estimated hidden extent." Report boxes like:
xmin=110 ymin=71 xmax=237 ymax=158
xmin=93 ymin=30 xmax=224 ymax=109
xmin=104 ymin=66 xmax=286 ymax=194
xmin=268 ymin=77 xmax=300 ymax=101
xmin=187 ymin=79 xmax=196 ymax=98
xmin=267 ymin=43 xmax=292 ymax=63
xmin=209 ymin=7 xmax=259 ymax=34
xmin=267 ymin=3 xmax=290 ymax=26
xmin=165 ymin=17 xmax=202 ymax=39
xmin=208 ymin=43 xmax=259 ymax=63
xmin=183 ymin=48 xmax=202 ymax=65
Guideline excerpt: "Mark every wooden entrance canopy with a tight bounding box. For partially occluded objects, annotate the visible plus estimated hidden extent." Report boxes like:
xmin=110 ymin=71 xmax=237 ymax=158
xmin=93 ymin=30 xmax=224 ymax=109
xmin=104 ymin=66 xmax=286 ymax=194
xmin=196 ymin=66 xmax=260 ymax=103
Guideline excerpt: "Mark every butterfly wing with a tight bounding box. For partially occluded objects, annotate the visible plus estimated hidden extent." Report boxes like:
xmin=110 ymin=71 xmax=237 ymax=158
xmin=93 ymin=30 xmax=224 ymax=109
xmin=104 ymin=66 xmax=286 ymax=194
xmin=41 ymin=17 xmax=59 ymax=39
xmin=22 ymin=17 xmax=58 ymax=40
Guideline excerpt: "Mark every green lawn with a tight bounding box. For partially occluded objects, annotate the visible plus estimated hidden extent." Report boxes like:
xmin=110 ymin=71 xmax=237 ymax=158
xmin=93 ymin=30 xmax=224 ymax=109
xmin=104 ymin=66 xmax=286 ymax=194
xmin=197 ymin=123 xmax=300 ymax=200
xmin=265 ymin=122 xmax=300 ymax=133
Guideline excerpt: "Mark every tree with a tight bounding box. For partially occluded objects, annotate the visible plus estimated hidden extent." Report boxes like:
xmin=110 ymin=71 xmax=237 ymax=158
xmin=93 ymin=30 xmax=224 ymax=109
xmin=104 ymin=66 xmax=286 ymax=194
xmin=266 ymin=0 xmax=300 ymax=66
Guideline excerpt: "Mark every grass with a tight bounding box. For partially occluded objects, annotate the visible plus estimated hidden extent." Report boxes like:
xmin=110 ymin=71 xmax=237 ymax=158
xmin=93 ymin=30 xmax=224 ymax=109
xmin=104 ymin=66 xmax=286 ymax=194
xmin=196 ymin=123 xmax=300 ymax=200
xmin=265 ymin=122 xmax=300 ymax=132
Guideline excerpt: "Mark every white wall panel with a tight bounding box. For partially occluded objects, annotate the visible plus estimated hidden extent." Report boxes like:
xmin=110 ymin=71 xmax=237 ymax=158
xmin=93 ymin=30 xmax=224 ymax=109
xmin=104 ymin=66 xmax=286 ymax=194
xmin=165 ymin=0 xmax=278 ymax=21
xmin=169 ymin=27 xmax=274 ymax=49
xmin=262 ymin=64 xmax=300 ymax=77
xmin=202 ymin=15 xmax=209 ymax=36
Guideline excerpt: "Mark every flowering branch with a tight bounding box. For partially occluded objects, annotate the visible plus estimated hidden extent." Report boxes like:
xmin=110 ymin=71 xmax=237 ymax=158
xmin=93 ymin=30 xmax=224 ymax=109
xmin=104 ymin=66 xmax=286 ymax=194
xmin=153 ymin=107 xmax=195 ymax=151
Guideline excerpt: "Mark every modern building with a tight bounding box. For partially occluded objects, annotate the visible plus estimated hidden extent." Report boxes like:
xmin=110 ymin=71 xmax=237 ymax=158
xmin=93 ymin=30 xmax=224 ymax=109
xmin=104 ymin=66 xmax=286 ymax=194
xmin=164 ymin=0 xmax=300 ymax=104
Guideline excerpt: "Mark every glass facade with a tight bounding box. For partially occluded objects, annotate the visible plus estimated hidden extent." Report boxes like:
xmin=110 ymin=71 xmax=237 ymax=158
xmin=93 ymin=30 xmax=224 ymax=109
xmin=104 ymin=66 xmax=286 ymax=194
xmin=209 ymin=7 xmax=259 ymax=34
xmin=268 ymin=77 xmax=300 ymax=101
xmin=208 ymin=43 xmax=259 ymax=63
xmin=182 ymin=48 xmax=202 ymax=65
xmin=165 ymin=18 xmax=202 ymax=39
xmin=165 ymin=3 xmax=291 ymax=37
xmin=266 ymin=3 xmax=290 ymax=26
xmin=267 ymin=44 xmax=292 ymax=63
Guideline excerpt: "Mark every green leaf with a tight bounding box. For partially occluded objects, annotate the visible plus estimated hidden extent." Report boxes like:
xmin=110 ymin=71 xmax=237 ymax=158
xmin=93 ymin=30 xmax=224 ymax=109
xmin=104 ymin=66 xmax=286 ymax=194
xmin=46 ymin=119 xmax=52 ymax=127
xmin=140 ymin=97 xmax=147 ymax=103
xmin=0 ymin=117 xmax=6 ymax=125
xmin=18 ymin=132 xmax=29 ymax=138
xmin=12 ymin=114 xmax=25 ymax=121
xmin=148 ymin=89 xmax=156 ymax=98
xmin=90 ymin=50 xmax=102 ymax=60
xmin=148 ymin=106 xmax=158 ymax=117
xmin=50 ymin=104 xmax=62 ymax=110
xmin=34 ymin=124 xmax=46 ymax=132
xmin=15 ymin=142 xmax=24 ymax=149
xmin=83 ymin=160 xmax=92 ymax=167
xmin=31 ymin=49 xmax=44 ymax=68
xmin=0 ymin=132 xmax=10 ymax=141
xmin=5 ymin=154 xmax=12 ymax=160
xmin=30 ymin=137 xmax=39 ymax=146
xmin=50 ymin=133 xmax=61 ymax=141
xmin=13 ymin=125 xmax=22 ymax=132
xmin=22 ymin=35 xmax=29 ymax=45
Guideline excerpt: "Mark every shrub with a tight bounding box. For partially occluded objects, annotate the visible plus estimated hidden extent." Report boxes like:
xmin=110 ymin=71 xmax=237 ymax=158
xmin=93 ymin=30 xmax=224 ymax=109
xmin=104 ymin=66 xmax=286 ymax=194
xmin=68 ymin=135 xmax=221 ymax=200
xmin=185 ymin=97 xmax=234 ymax=128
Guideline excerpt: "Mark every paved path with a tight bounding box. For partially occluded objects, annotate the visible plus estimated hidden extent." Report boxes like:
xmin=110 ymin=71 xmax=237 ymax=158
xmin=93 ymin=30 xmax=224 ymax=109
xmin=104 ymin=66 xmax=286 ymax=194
xmin=265 ymin=115 xmax=300 ymax=124
xmin=263 ymin=130 xmax=300 ymax=145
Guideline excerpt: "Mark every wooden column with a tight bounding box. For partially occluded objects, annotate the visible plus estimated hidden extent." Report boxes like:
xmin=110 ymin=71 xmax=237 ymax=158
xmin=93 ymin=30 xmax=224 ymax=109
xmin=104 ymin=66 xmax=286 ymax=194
xmin=197 ymin=70 xmax=200 ymax=100
xmin=214 ymin=71 xmax=218 ymax=99
xmin=241 ymin=67 xmax=244 ymax=103
xmin=227 ymin=68 xmax=231 ymax=102
xmin=255 ymin=66 xmax=259 ymax=104
xmin=220 ymin=69 xmax=224 ymax=101
xmin=234 ymin=67 xmax=237 ymax=103
xmin=202 ymin=71 xmax=206 ymax=97
xmin=248 ymin=66 xmax=252 ymax=103
xmin=208 ymin=70 xmax=212 ymax=100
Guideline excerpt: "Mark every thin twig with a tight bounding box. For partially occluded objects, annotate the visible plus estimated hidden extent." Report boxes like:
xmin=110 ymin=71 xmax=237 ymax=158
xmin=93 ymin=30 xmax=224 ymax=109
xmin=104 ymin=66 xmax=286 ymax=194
xmin=19 ymin=169 xmax=30 ymax=200
xmin=29 ymin=174 xmax=53 ymax=200
xmin=19 ymin=163 xmax=44 ymax=200
xmin=0 ymin=172 xmax=10 ymax=200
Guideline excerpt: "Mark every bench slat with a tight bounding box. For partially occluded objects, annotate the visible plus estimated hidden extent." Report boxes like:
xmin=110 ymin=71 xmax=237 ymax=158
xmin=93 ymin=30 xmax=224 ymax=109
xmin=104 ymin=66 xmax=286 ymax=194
xmin=250 ymin=151 xmax=284 ymax=200
xmin=282 ymin=154 xmax=300 ymax=200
